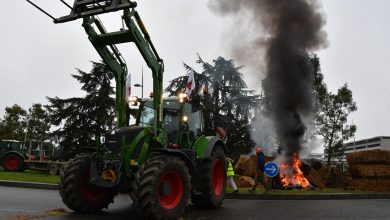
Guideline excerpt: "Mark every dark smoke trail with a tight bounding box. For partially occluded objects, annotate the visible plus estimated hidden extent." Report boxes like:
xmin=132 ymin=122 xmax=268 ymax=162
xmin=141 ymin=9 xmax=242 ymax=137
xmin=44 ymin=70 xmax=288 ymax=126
xmin=209 ymin=0 xmax=327 ymax=156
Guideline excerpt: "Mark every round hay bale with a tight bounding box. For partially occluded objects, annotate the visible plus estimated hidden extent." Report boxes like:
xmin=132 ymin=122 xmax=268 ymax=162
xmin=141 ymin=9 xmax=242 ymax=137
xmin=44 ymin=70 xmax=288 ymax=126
xmin=347 ymin=150 xmax=390 ymax=165
xmin=234 ymin=155 xmax=257 ymax=178
xmin=306 ymin=167 xmax=325 ymax=188
xmin=233 ymin=174 xmax=255 ymax=188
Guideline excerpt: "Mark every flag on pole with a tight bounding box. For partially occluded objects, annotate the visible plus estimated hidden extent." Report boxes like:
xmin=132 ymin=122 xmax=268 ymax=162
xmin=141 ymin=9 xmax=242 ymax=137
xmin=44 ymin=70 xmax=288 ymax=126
xmin=125 ymin=73 xmax=131 ymax=101
xmin=185 ymin=71 xmax=195 ymax=100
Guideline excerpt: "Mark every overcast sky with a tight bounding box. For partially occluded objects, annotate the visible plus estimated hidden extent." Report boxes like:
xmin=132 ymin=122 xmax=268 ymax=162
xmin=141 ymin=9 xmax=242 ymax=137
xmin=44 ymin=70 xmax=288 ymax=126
xmin=1 ymin=0 xmax=389 ymax=141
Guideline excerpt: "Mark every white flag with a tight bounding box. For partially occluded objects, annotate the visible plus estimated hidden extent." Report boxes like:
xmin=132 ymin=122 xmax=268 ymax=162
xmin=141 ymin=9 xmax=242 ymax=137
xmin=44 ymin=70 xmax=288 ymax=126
xmin=185 ymin=71 xmax=195 ymax=100
xmin=125 ymin=73 xmax=131 ymax=99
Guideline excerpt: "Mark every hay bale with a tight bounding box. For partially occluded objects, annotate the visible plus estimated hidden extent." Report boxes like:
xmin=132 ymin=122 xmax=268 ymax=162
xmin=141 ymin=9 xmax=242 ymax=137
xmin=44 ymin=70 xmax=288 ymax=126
xmin=325 ymin=167 xmax=343 ymax=188
xmin=349 ymin=164 xmax=390 ymax=178
xmin=234 ymin=155 xmax=257 ymax=178
xmin=233 ymin=174 xmax=255 ymax=188
xmin=347 ymin=150 xmax=390 ymax=165
xmin=306 ymin=168 xmax=325 ymax=188
xmin=346 ymin=178 xmax=390 ymax=192
xmin=318 ymin=166 xmax=331 ymax=183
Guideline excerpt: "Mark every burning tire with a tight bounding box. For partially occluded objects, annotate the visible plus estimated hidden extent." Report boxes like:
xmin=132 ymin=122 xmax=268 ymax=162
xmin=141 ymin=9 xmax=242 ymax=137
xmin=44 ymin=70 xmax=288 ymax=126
xmin=191 ymin=145 xmax=226 ymax=208
xmin=131 ymin=154 xmax=190 ymax=220
xmin=59 ymin=154 xmax=116 ymax=213
xmin=2 ymin=154 xmax=24 ymax=172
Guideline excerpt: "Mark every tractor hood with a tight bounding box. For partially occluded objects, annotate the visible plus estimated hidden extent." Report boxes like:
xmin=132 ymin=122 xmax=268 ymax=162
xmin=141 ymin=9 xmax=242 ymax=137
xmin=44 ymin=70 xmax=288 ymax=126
xmin=106 ymin=126 xmax=145 ymax=154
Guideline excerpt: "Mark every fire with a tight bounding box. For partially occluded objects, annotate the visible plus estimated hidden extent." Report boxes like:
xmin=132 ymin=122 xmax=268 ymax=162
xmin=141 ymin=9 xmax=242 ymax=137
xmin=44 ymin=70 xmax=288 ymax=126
xmin=279 ymin=153 xmax=310 ymax=189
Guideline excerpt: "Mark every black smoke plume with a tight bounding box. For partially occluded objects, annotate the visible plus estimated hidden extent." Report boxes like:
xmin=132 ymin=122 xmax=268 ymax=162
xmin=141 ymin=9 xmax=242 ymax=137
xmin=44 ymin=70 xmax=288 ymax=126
xmin=209 ymin=0 xmax=327 ymax=156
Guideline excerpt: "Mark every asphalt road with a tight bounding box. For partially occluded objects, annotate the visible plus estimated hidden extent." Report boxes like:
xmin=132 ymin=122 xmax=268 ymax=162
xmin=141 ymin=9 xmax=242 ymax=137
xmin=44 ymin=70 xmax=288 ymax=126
xmin=1 ymin=186 xmax=390 ymax=220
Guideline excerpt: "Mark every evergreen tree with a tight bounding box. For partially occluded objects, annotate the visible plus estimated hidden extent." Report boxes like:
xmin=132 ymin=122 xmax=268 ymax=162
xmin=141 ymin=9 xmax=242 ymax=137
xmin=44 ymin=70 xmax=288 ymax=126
xmin=46 ymin=61 xmax=115 ymax=158
xmin=165 ymin=55 xmax=259 ymax=158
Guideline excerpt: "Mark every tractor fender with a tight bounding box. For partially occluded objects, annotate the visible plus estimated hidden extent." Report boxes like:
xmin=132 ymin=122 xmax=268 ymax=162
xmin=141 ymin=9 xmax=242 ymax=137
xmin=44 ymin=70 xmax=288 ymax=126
xmin=0 ymin=151 xmax=25 ymax=162
xmin=193 ymin=136 xmax=226 ymax=159
xmin=150 ymin=149 xmax=196 ymax=176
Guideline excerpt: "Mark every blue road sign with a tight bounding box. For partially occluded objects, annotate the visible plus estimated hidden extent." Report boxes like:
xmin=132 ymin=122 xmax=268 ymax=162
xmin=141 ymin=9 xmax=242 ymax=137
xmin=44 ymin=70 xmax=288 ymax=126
xmin=264 ymin=162 xmax=279 ymax=177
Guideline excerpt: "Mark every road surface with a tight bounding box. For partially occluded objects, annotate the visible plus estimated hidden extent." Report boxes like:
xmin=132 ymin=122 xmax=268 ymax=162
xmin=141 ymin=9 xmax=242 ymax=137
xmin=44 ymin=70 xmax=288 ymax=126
xmin=1 ymin=186 xmax=390 ymax=220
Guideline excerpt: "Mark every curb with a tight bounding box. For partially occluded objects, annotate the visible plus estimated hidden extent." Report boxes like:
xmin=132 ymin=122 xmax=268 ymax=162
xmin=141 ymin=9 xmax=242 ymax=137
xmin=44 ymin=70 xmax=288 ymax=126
xmin=1 ymin=180 xmax=389 ymax=200
xmin=226 ymin=192 xmax=390 ymax=200
xmin=0 ymin=180 xmax=59 ymax=190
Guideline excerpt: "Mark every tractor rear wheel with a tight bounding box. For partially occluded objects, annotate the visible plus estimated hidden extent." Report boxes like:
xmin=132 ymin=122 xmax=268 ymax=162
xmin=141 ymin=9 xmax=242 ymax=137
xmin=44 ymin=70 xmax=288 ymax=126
xmin=3 ymin=154 xmax=24 ymax=172
xmin=59 ymin=154 xmax=116 ymax=213
xmin=48 ymin=163 xmax=59 ymax=175
xmin=131 ymin=155 xmax=190 ymax=220
xmin=191 ymin=145 xmax=226 ymax=208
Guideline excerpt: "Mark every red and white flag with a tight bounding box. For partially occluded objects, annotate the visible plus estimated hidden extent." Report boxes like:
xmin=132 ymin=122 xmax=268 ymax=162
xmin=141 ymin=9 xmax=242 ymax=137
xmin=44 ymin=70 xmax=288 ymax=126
xmin=185 ymin=71 xmax=195 ymax=100
xmin=125 ymin=73 xmax=131 ymax=100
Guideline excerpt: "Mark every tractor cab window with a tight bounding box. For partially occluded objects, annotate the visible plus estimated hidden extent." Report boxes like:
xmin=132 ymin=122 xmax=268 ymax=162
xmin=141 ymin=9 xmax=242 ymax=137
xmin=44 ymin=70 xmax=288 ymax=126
xmin=163 ymin=109 xmax=180 ymax=144
xmin=139 ymin=102 xmax=155 ymax=126
xmin=183 ymin=104 xmax=204 ymax=144
xmin=11 ymin=142 xmax=21 ymax=151
xmin=0 ymin=141 xmax=7 ymax=154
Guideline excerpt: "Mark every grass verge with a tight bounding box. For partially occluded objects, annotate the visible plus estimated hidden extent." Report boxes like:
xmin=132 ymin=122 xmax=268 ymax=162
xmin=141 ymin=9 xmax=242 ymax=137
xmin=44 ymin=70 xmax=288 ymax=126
xmin=227 ymin=187 xmax=364 ymax=194
xmin=0 ymin=169 xmax=60 ymax=184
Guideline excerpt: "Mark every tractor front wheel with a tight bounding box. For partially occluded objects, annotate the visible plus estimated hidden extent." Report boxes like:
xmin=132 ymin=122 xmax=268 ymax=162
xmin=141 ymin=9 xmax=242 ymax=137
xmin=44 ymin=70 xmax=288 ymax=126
xmin=3 ymin=154 xmax=24 ymax=172
xmin=59 ymin=154 xmax=116 ymax=213
xmin=131 ymin=155 xmax=190 ymax=220
xmin=191 ymin=145 xmax=226 ymax=208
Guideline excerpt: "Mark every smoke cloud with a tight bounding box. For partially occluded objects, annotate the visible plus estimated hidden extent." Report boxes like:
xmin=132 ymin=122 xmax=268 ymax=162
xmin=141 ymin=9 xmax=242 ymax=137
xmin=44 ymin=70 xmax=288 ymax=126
xmin=209 ymin=0 xmax=327 ymax=156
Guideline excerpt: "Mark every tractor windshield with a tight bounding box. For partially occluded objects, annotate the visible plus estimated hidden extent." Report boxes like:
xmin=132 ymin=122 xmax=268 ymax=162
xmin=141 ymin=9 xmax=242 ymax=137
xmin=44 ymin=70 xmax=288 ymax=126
xmin=138 ymin=99 xmax=180 ymax=127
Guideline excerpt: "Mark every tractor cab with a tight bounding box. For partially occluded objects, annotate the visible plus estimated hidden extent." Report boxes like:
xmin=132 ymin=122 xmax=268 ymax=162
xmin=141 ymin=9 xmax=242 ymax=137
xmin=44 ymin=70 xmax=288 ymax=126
xmin=0 ymin=140 xmax=22 ymax=155
xmin=136 ymin=96 xmax=204 ymax=149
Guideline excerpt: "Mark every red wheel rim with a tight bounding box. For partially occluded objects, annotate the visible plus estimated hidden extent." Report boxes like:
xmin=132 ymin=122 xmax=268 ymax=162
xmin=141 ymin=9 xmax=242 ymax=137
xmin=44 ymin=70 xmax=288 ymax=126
xmin=158 ymin=171 xmax=183 ymax=209
xmin=212 ymin=159 xmax=224 ymax=196
xmin=81 ymin=172 xmax=107 ymax=202
xmin=5 ymin=156 xmax=19 ymax=171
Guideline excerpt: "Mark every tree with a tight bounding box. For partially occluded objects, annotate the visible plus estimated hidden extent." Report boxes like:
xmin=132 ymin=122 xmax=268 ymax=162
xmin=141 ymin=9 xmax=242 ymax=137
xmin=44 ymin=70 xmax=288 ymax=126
xmin=165 ymin=55 xmax=259 ymax=158
xmin=25 ymin=103 xmax=51 ymax=142
xmin=46 ymin=61 xmax=115 ymax=159
xmin=0 ymin=104 xmax=27 ymax=141
xmin=312 ymin=54 xmax=357 ymax=166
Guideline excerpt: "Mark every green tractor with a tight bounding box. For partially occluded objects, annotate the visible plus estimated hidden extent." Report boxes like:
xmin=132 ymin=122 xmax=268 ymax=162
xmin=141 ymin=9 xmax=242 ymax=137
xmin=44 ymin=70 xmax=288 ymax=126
xmin=0 ymin=140 xmax=25 ymax=172
xmin=27 ymin=0 xmax=227 ymax=219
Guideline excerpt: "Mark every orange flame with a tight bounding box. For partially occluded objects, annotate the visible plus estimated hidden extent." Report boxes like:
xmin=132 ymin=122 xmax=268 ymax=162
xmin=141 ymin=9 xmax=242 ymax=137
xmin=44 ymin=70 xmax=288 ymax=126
xmin=279 ymin=153 xmax=310 ymax=189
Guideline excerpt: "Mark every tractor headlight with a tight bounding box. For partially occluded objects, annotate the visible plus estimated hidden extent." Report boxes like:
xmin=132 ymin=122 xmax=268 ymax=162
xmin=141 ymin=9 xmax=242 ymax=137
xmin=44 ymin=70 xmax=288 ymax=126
xmin=179 ymin=93 xmax=187 ymax=103
xmin=127 ymin=96 xmax=139 ymax=106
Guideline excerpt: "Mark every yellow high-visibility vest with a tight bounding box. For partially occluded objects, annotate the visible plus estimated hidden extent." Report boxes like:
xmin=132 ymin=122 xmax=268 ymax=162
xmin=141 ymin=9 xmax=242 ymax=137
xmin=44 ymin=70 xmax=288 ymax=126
xmin=227 ymin=161 xmax=234 ymax=177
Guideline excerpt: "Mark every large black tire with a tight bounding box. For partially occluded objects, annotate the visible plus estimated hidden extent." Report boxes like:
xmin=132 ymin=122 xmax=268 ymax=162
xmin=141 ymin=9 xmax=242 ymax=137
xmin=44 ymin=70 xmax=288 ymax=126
xmin=131 ymin=154 xmax=190 ymax=220
xmin=59 ymin=154 xmax=116 ymax=213
xmin=59 ymin=164 xmax=68 ymax=179
xmin=191 ymin=145 xmax=226 ymax=208
xmin=2 ymin=154 xmax=24 ymax=172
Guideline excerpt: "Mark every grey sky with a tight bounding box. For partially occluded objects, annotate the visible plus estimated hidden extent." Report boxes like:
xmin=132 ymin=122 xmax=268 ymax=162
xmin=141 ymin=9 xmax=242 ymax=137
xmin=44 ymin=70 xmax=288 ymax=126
xmin=1 ymin=0 xmax=389 ymax=141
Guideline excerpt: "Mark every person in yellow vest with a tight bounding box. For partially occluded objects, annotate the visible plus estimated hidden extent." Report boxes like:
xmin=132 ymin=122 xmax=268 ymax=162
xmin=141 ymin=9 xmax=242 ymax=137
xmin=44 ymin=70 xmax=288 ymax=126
xmin=226 ymin=157 xmax=239 ymax=194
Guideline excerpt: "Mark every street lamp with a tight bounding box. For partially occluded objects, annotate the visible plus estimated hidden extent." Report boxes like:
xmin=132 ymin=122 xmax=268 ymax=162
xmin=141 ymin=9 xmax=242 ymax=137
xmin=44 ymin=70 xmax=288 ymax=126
xmin=134 ymin=83 xmax=143 ymax=98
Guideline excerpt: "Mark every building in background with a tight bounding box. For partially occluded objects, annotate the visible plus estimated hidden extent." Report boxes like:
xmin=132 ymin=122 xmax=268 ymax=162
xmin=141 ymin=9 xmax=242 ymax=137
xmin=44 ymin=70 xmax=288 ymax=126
xmin=344 ymin=136 xmax=390 ymax=155
xmin=321 ymin=136 xmax=390 ymax=170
